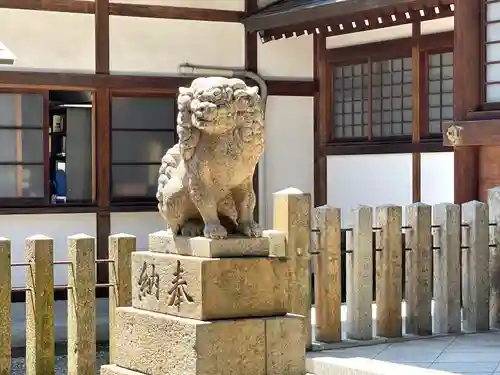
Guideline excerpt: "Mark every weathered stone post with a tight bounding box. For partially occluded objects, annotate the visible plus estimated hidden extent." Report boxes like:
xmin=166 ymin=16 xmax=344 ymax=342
xmin=405 ymin=203 xmax=432 ymax=336
xmin=488 ymin=187 xmax=500 ymax=329
xmin=273 ymin=187 xmax=312 ymax=349
xmin=461 ymin=201 xmax=490 ymax=332
xmin=313 ymin=205 xmax=341 ymax=343
xmin=0 ymin=238 xmax=11 ymax=375
xmin=108 ymin=234 xmax=135 ymax=363
xmin=25 ymin=235 xmax=55 ymax=375
xmin=432 ymin=203 xmax=461 ymax=334
xmin=68 ymin=234 xmax=97 ymax=375
xmin=375 ymin=205 xmax=403 ymax=338
xmin=346 ymin=205 xmax=373 ymax=340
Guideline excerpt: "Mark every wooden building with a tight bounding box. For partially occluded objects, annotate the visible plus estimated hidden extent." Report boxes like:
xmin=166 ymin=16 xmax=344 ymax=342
xmin=0 ymin=0 xmax=487 ymax=299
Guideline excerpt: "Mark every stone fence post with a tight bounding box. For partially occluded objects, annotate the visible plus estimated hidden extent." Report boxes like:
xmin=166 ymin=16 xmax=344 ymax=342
xmin=313 ymin=205 xmax=341 ymax=343
xmin=108 ymin=234 xmax=135 ymax=363
xmin=346 ymin=205 xmax=373 ymax=340
xmin=25 ymin=235 xmax=55 ymax=375
xmin=488 ymin=187 xmax=500 ymax=329
xmin=68 ymin=234 xmax=97 ymax=375
xmin=0 ymin=238 xmax=11 ymax=375
xmin=273 ymin=188 xmax=312 ymax=349
xmin=432 ymin=203 xmax=461 ymax=334
xmin=375 ymin=205 xmax=403 ymax=338
xmin=405 ymin=203 xmax=432 ymax=336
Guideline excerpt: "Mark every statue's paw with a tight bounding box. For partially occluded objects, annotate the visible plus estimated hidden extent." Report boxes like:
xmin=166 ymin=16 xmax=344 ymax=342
xmin=203 ymin=222 xmax=228 ymax=239
xmin=238 ymin=221 xmax=262 ymax=238
xmin=181 ymin=220 xmax=204 ymax=237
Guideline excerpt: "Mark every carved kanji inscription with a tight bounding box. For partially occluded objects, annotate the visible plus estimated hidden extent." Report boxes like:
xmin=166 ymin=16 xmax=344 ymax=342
xmin=167 ymin=260 xmax=194 ymax=309
xmin=137 ymin=261 xmax=160 ymax=301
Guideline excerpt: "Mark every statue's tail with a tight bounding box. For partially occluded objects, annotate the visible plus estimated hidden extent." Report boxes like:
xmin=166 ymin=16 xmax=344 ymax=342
xmin=156 ymin=144 xmax=181 ymax=219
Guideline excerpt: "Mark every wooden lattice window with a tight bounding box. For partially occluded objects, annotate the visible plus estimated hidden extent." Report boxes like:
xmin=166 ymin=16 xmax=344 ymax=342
xmin=485 ymin=0 xmax=500 ymax=102
xmin=333 ymin=63 xmax=369 ymax=139
xmin=428 ymin=52 xmax=453 ymax=134
xmin=332 ymin=57 xmax=413 ymax=140
xmin=371 ymin=57 xmax=413 ymax=137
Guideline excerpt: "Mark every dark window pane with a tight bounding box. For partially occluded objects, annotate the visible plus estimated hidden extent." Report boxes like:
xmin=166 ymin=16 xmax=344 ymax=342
xmin=0 ymin=93 xmax=43 ymax=128
xmin=0 ymin=165 xmax=44 ymax=198
xmin=111 ymin=97 xmax=175 ymax=130
xmin=112 ymin=164 xmax=160 ymax=198
xmin=0 ymin=129 xmax=43 ymax=163
xmin=112 ymin=130 xmax=175 ymax=164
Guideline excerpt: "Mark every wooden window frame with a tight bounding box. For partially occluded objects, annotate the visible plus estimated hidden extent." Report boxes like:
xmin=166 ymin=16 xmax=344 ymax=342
xmin=324 ymin=32 xmax=454 ymax=154
xmin=0 ymin=85 xmax=98 ymax=209
xmin=482 ymin=0 xmax=500 ymax=109
xmin=110 ymin=90 xmax=177 ymax=207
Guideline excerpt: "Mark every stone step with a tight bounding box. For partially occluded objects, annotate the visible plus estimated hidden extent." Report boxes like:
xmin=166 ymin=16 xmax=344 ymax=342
xmin=132 ymin=251 xmax=288 ymax=320
xmin=112 ymin=307 xmax=305 ymax=375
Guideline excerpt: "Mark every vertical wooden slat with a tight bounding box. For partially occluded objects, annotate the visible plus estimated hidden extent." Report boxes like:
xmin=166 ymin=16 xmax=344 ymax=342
xmin=375 ymin=205 xmax=403 ymax=338
xmin=314 ymin=205 xmax=342 ymax=343
xmin=15 ymin=94 xmax=22 ymax=197
xmin=68 ymin=234 xmax=96 ymax=375
xmin=42 ymin=92 xmax=51 ymax=199
xmin=461 ymin=200 xmax=490 ymax=332
xmin=346 ymin=205 xmax=373 ymax=340
xmin=432 ymin=203 xmax=461 ymax=334
xmin=95 ymin=0 xmax=110 ymax=75
xmin=453 ymin=0 xmax=481 ymax=204
xmin=273 ymin=188 xmax=312 ymax=349
xmin=0 ymin=238 xmax=11 ymax=374
xmin=108 ymin=234 xmax=135 ymax=363
xmin=405 ymin=203 xmax=432 ymax=335
xmin=488 ymin=186 xmax=500 ymax=329
xmin=25 ymin=235 xmax=55 ymax=375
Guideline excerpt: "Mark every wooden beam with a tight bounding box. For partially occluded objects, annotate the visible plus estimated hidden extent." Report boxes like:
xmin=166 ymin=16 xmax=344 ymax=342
xmin=452 ymin=0 xmax=481 ymax=204
xmin=443 ymin=120 xmax=500 ymax=147
xmin=109 ymin=3 xmax=244 ymax=22
xmin=411 ymin=21 xmax=423 ymax=203
xmin=0 ymin=0 xmax=244 ymax=22
xmin=0 ymin=71 xmax=316 ymax=96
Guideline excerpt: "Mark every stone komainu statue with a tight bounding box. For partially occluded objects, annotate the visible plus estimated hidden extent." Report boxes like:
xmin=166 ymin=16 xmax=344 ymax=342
xmin=157 ymin=77 xmax=264 ymax=239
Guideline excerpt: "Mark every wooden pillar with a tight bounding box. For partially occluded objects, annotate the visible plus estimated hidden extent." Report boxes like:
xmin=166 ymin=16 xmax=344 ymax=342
xmin=313 ymin=33 xmax=330 ymax=207
xmin=453 ymin=0 xmax=481 ymax=203
xmin=95 ymin=0 xmax=111 ymax=285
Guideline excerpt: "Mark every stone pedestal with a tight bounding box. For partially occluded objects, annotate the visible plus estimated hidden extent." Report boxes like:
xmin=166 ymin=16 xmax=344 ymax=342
xmin=101 ymin=232 xmax=306 ymax=375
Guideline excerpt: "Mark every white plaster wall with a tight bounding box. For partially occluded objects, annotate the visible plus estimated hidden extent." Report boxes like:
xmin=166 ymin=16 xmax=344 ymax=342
xmin=258 ymin=34 xmax=314 ymax=79
xmin=0 ymin=9 xmax=95 ymax=73
xmin=326 ymin=154 xmax=413 ymax=225
xmin=0 ymin=213 xmax=96 ymax=288
xmin=421 ymin=152 xmax=454 ymax=204
xmin=262 ymin=96 xmax=314 ymax=228
xmin=110 ymin=0 xmax=244 ymax=11
xmin=109 ymin=16 xmax=245 ymax=75
xmin=326 ymin=152 xmax=454 ymax=224
xmin=326 ymin=17 xmax=454 ymax=49
xmin=110 ymin=212 xmax=164 ymax=251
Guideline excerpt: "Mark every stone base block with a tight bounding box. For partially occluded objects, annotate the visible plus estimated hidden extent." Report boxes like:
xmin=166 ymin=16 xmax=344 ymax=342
xmin=149 ymin=231 xmax=269 ymax=257
xmin=132 ymin=251 xmax=287 ymax=320
xmin=101 ymin=365 xmax=145 ymax=375
xmin=113 ymin=307 xmax=305 ymax=375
